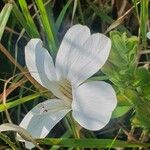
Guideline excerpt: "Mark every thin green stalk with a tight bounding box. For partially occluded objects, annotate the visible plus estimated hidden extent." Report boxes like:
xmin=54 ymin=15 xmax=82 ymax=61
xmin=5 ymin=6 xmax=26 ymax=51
xmin=67 ymin=113 xmax=80 ymax=139
xmin=0 ymin=132 xmax=19 ymax=150
xmin=140 ymin=0 xmax=148 ymax=47
xmin=67 ymin=113 xmax=80 ymax=150
xmin=77 ymin=0 xmax=85 ymax=24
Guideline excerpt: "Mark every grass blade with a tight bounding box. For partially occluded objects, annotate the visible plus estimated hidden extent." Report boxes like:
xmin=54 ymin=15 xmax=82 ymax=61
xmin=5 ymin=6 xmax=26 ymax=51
xmin=37 ymin=138 xmax=150 ymax=148
xmin=140 ymin=0 xmax=148 ymax=47
xmin=55 ymin=0 xmax=72 ymax=31
xmin=0 ymin=132 xmax=19 ymax=150
xmin=35 ymin=0 xmax=57 ymax=53
xmin=12 ymin=2 xmax=38 ymax=38
xmin=0 ymin=93 xmax=41 ymax=112
xmin=18 ymin=0 xmax=39 ymax=37
xmin=0 ymin=3 xmax=13 ymax=41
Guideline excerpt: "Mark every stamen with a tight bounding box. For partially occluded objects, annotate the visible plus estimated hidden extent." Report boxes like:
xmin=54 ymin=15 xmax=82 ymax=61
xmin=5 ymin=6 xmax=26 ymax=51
xmin=59 ymin=84 xmax=72 ymax=94
xmin=58 ymin=79 xmax=72 ymax=102
xmin=39 ymin=103 xmax=68 ymax=115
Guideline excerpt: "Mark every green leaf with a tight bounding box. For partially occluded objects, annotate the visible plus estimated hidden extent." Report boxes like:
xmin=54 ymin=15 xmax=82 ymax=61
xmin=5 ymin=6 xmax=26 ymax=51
xmin=141 ymin=84 xmax=150 ymax=100
xmin=37 ymin=138 xmax=150 ymax=148
xmin=133 ymin=67 xmax=150 ymax=100
xmin=135 ymin=99 xmax=150 ymax=129
xmin=109 ymin=32 xmax=138 ymax=66
xmin=0 ymin=3 xmax=13 ymax=41
xmin=12 ymin=2 xmax=37 ymax=37
xmin=56 ymin=0 xmax=72 ymax=31
xmin=117 ymin=93 xmax=132 ymax=106
xmin=133 ymin=67 xmax=150 ymax=87
xmin=44 ymin=4 xmax=58 ymax=45
xmin=110 ymin=32 xmax=128 ymax=53
xmin=102 ymin=31 xmax=138 ymax=89
xmin=0 ymin=93 xmax=41 ymax=112
xmin=123 ymin=89 xmax=138 ymax=104
xmin=0 ymin=132 xmax=19 ymax=150
xmin=18 ymin=0 xmax=39 ymax=37
xmin=112 ymin=106 xmax=132 ymax=118
xmin=109 ymin=32 xmax=128 ymax=68
xmin=140 ymin=0 xmax=148 ymax=46
xmin=35 ymin=0 xmax=57 ymax=53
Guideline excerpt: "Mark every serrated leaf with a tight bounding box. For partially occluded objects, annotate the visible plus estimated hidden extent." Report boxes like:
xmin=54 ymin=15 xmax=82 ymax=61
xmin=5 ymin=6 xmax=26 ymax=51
xmin=141 ymin=84 xmax=150 ymax=100
xmin=135 ymin=99 xmax=150 ymax=129
xmin=110 ymin=31 xmax=128 ymax=54
xmin=133 ymin=67 xmax=150 ymax=87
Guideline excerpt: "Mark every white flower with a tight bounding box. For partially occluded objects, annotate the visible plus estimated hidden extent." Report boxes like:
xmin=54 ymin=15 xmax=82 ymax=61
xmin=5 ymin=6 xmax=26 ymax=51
xmin=147 ymin=32 xmax=150 ymax=39
xmin=19 ymin=24 xmax=117 ymax=149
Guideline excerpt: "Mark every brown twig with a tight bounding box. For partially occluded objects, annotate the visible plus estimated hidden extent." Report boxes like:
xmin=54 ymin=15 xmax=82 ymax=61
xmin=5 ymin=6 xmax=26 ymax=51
xmin=0 ymin=76 xmax=27 ymax=102
xmin=4 ymin=27 xmax=29 ymax=40
xmin=105 ymin=1 xmax=140 ymax=34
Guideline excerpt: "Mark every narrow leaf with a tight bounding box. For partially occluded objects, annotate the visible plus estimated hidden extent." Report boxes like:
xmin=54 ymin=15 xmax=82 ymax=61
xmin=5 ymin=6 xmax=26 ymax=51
xmin=56 ymin=0 xmax=72 ymax=30
xmin=0 ymin=93 xmax=41 ymax=112
xmin=18 ymin=0 xmax=39 ymax=37
xmin=0 ymin=3 xmax=13 ymax=41
xmin=37 ymin=138 xmax=150 ymax=148
xmin=112 ymin=106 xmax=132 ymax=118
xmin=12 ymin=2 xmax=37 ymax=37
xmin=35 ymin=0 xmax=57 ymax=53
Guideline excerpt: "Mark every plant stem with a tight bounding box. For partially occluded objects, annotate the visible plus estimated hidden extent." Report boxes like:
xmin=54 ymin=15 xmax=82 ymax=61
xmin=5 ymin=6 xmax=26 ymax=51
xmin=67 ymin=113 xmax=80 ymax=150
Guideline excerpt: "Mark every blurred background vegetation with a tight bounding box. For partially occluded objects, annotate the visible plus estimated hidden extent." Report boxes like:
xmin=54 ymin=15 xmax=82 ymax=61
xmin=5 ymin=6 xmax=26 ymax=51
xmin=0 ymin=0 xmax=150 ymax=149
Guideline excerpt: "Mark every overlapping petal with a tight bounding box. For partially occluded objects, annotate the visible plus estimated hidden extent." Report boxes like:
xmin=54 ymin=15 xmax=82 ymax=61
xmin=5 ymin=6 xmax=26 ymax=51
xmin=25 ymin=39 xmax=55 ymax=84
xmin=55 ymin=24 xmax=90 ymax=81
xmin=25 ymin=39 xmax=63 ymax=98
xmin=72 ymin=81 xmax=117 ymax=130
xmin=67 ymin=33 xmax=111 ymax=86
xmin=56 ymin=24 xmax=111 ymax=86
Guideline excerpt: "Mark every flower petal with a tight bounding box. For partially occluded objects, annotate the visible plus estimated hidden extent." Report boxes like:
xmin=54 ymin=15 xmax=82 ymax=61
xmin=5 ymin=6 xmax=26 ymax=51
xmin=55 ymin=24 xmax=90 ymax=80
xmin=68 ymin=33 xmax=111 ymax=86
xmin=25 ymin=39 xmax=56 ymax=83
xmin=72 ymin=81 xmax=117 ymax=131
xmin=25 ymin=142 xmax=35 ymax=150
xmin=19 ymin=99 xmax=70 ymax=139
xmin=25 ymin=39 xmax=63 ymax=97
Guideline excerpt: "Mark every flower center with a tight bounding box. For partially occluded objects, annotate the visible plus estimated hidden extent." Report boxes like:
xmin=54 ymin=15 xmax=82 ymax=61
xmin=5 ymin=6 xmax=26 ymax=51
xmin=58 ymin=79 xmax=72 ymax=104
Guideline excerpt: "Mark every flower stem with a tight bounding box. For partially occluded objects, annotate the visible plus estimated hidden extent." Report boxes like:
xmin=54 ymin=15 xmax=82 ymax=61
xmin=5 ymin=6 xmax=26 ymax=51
xmin=67 ymin=113 xmax=80 ymax=138
xmin=67 ymin=113 xmax=80 ymax=150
